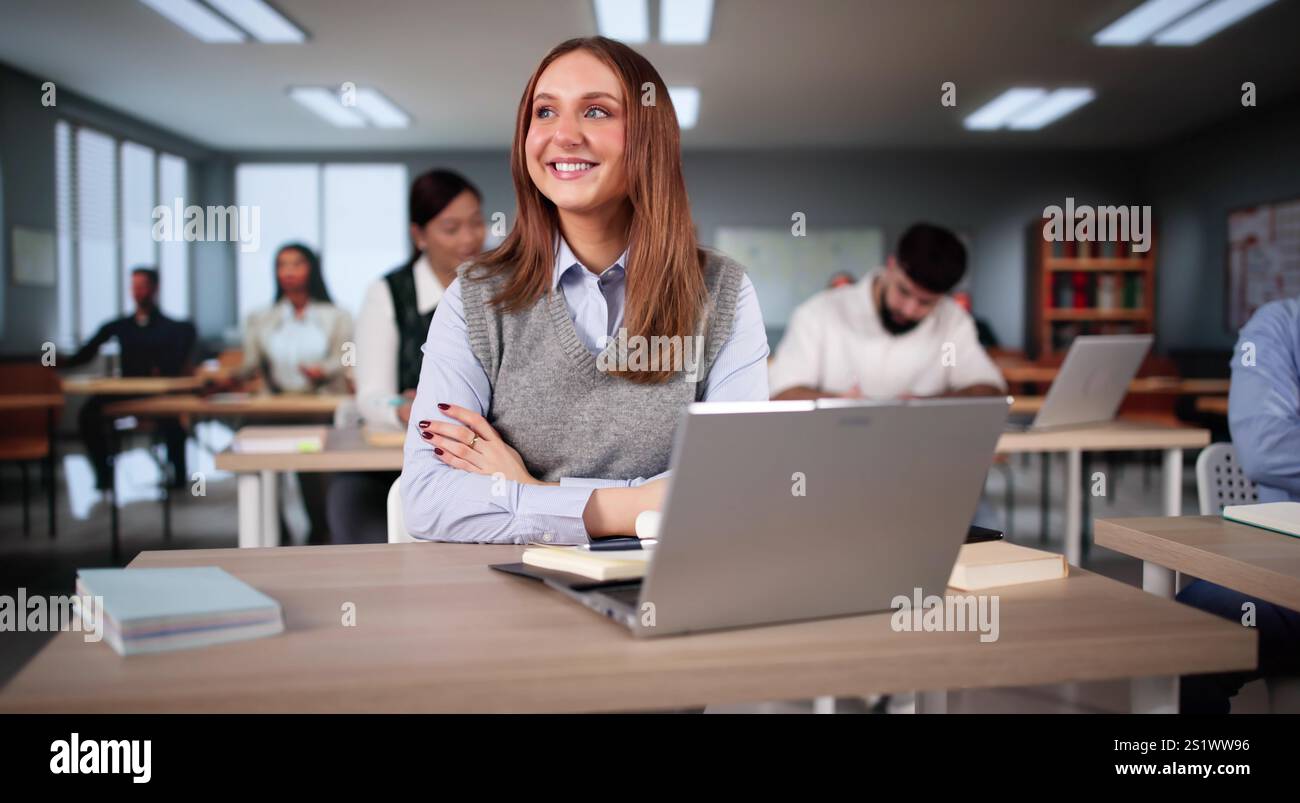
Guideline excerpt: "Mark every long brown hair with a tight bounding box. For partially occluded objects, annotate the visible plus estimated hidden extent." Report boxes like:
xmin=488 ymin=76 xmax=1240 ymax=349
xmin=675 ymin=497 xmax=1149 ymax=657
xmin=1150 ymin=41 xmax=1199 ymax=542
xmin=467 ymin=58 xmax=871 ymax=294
xmin=474 ymin=36 xmax=706 ymax=384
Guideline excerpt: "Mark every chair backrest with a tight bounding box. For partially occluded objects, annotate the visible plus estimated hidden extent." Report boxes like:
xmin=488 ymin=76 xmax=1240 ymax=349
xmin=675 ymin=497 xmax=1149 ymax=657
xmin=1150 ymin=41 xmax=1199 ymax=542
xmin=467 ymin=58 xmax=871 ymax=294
xmin=0 ymin=361 xmax=63 ymax=445
xmin=1195 ymin=442 xmax=1259 ymax=515
xmin=386 ymin=477 xmax=418 ymax=543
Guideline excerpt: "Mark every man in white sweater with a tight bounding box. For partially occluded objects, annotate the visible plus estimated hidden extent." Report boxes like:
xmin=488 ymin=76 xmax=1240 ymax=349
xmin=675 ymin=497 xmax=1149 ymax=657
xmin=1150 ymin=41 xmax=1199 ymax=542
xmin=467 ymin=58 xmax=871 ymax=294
xmin=769 ymin=223 xmax=1005 ymax=401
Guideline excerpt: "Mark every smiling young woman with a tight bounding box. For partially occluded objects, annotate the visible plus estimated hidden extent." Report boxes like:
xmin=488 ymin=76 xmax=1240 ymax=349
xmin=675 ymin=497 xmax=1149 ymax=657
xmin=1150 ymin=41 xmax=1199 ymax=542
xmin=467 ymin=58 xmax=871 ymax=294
xmin=399 ymin=37 xmax=770 ymax=543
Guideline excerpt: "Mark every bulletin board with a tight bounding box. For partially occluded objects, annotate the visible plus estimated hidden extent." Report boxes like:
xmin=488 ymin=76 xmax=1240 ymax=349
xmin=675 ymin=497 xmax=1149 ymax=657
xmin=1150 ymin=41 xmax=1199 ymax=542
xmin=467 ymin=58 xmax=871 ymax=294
xmin=713 ymin=226 xmax=884 ymax=328
xmin=1227 ymin=198 xmax=1300 ymax=330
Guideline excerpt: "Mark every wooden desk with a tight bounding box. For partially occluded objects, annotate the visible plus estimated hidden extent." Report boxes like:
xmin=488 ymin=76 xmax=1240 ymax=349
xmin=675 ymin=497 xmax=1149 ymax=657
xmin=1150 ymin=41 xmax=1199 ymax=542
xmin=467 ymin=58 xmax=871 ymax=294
xmin=1196 ymin=396 xmax=1229 ymax=416
xmin=997 ymin=364 xmax=1229 ymax=396
xmin=997 ymin=421 xmax=1210 ymax=566
xmin=62 ymin=376 xmax=204 ymax=395
xmin=0 ymin=542 xmax=1254 ymax=714
xmin=104 ymin=393 xmax=343 ymax=419
xmin=1095 ymin=516 xmax=1300 ymax=611
xmin=215 ymin=428 xmax=402 ymax=548
xmin=0 ymin=393 xmax=64 ymax=412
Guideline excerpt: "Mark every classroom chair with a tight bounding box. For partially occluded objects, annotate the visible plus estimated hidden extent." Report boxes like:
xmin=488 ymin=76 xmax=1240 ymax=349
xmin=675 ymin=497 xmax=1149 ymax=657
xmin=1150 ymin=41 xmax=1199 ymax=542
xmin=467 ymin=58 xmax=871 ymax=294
xmin=1194 ymin=442 xmax=1298 ymax=713
xmin=0 ymin=362 xmax=62 ymax=537
xmin=386 ymin=477 xmax=417 ymax=543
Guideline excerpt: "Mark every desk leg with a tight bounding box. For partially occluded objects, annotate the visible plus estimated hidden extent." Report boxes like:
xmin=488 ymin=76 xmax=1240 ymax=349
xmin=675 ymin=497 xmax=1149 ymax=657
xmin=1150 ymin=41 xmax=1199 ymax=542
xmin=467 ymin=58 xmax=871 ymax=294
xmin=916 ymin=689 xmax=949 ymax=714
xmin=237 ymin=473 xmax=262 ymax=549
xmin=1132 ymin=562 xmax=1179 ymax=712
xmin=813 ymin=695 xmax=836 ymax=714
xmin=1143 ymin=561 xmax=1176 ymax=599
xmin=260 ymin=470 xmax=279 ymax=548
xmin=1162 ymin=448 xmax=1183 ymax=517
xmin=1065 ymin=449 xmax=1082 ymax=566
xmin=1132 ymin=676 xmax=1179 ymax=714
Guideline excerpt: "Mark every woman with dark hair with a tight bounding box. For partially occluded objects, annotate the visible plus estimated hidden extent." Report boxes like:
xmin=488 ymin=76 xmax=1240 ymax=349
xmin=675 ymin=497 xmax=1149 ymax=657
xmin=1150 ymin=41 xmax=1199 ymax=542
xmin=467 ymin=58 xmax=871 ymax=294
xmin=399 ymin=37 xmax=770 ymax=543
xmin=238 ymin=243 xmax=353 ymax=395
xmin=237 ymin=243 xmax=353 ymax=545
xmin=327 ymin=170 xmax=486 ymax=543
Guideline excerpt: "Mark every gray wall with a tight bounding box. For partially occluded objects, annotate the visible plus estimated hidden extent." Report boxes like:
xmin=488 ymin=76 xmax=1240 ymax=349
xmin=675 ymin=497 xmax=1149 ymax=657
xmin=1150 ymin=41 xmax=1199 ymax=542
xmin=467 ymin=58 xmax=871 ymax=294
xmin=0 ymin=62 xmax=215 ymax=353
xmin=1143 ymin=100 xmax=1300 ymax=351
xmin=6 ymin=52 xmax=1298 ymax=357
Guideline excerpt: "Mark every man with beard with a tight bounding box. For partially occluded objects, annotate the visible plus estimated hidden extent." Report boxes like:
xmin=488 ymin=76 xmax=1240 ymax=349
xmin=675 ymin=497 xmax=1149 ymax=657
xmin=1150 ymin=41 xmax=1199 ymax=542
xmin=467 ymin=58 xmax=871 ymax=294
xmin=770 ymin=223 xmax=1005 ymax=401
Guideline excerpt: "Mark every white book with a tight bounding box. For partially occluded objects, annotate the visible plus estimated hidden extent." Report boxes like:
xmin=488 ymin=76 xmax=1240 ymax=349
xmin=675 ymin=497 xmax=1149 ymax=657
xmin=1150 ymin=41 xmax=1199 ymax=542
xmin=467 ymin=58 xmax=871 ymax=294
xmin=1223 ymin=502 xmax=1300 ymax=539
xmin=232 ymin=426 xmax=326 ymax=454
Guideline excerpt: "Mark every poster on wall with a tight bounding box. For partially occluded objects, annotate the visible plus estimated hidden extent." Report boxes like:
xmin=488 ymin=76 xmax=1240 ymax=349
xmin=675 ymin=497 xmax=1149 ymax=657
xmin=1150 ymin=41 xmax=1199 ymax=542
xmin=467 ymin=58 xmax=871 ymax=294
xmin=11 ymin=226 xmax=57 ymax=287
xmin=1227 ymin=198 xmax=1300 ymax=331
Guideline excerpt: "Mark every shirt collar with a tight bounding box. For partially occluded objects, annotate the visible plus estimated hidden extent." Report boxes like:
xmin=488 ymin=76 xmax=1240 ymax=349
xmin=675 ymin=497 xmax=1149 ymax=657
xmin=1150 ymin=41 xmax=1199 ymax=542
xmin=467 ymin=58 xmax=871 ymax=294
xmin=552 ymin=235 xmax=630 ymax=289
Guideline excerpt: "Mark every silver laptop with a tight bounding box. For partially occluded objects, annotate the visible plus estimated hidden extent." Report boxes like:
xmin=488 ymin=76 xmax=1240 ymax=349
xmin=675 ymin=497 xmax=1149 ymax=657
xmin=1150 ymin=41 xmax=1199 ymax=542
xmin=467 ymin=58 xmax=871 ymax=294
xmin=1007 ymin=334 xmax=1153 ymax=431
xmin=512 ymin=397 xmax=1009 ymax=638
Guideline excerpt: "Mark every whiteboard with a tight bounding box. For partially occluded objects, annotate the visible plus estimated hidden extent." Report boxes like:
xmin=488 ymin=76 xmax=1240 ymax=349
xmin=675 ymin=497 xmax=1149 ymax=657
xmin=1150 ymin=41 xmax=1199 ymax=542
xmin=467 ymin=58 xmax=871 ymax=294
xmin=713 ymin=226 xmax=884 ymax=328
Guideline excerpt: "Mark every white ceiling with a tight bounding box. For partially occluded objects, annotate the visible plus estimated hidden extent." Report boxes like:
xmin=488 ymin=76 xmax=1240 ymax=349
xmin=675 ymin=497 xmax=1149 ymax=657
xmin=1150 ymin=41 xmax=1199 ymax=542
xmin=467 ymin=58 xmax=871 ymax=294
xmin=2 ymin=0 xmax=1298 ymax=151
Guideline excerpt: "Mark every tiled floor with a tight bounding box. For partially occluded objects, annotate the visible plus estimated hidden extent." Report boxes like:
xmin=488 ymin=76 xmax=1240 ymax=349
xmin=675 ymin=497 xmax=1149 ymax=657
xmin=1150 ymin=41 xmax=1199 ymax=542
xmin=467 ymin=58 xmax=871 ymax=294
xmin=0 ymin=440 xmax=1269 ymax=712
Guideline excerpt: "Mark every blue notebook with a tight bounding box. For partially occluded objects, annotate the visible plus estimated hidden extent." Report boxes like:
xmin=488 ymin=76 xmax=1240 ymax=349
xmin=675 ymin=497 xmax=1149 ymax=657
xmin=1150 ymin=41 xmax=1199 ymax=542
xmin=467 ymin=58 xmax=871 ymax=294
xmin=76 ymin=567 xmax=283 ymax=655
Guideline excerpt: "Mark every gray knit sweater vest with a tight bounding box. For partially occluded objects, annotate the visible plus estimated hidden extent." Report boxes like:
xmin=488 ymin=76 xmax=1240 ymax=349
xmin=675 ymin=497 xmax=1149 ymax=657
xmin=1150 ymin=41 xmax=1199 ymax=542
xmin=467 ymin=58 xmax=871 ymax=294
xmin=459 ymin=249 xmax=745 ymax=482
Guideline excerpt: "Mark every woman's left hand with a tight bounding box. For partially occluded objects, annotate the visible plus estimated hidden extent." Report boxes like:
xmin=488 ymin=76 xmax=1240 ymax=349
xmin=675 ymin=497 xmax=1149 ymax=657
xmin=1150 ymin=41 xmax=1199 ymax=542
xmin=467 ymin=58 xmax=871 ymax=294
xmin=418 ymin=403 xmax=539 ymax=485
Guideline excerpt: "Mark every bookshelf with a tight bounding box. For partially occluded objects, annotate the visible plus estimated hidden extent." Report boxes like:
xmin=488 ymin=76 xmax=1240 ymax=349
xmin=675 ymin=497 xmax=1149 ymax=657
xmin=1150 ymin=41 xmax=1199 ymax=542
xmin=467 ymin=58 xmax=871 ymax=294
xmin=1027 ymin=219 xmax=1156 ymax=360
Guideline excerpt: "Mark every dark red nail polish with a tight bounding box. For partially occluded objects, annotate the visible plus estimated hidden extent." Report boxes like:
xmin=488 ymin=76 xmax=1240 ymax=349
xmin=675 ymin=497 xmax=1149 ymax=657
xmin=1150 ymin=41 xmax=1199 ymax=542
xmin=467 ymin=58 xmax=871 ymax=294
xmin=418 ymin=420 xmax=430 ymax=428
xmin=437 ymin=403 xmax=450 ymax=410
xmin=420 ymin=431 xmax=433 ymax=440
xmin=433 ymin=447 xmax=444 ymax=455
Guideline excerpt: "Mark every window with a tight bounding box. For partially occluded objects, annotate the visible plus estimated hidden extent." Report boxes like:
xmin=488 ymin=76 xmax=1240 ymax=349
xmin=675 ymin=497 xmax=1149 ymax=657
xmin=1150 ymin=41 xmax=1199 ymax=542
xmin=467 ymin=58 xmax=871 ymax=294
xmin=54 ymin=121 xmax=191 ymax=344
xmin=120 ymin=141 xmax=156 ymax=313
xmin=158 ymin=154 xmax=190 ymax=318
xmin=235 ymin=163 xmax=407 ymax=320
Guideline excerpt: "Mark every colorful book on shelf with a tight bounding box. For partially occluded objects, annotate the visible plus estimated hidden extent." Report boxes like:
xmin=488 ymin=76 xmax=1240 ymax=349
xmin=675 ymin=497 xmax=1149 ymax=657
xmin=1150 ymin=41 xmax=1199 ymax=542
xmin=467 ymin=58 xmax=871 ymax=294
xmin=1072 ymin=272 xmax=1089 ymax=308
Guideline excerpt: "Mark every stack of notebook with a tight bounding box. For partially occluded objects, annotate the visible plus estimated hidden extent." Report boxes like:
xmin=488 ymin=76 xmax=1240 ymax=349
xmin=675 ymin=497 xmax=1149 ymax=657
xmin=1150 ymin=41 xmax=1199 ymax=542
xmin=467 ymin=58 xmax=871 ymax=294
xmin=521 ymin=545 xmax=652 ymax=581
xmin=947 ymin=541 xmax=1068 ymax=591
xmin=75 ymin=567 xmax=284 ymax=656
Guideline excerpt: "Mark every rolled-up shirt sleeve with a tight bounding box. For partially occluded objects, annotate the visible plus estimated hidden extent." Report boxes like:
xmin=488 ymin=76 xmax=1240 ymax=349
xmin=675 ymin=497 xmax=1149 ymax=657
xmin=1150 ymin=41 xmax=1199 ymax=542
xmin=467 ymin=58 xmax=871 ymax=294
xmin=1228 ymin=299 xmax=1300 ymax=502
xmin=400 ymin=278 xmax=596 ymax=544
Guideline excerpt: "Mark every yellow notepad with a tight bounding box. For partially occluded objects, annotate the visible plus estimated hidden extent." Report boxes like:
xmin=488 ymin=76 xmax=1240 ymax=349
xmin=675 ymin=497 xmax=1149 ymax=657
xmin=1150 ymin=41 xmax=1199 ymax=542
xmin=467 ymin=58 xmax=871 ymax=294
xmin=948 ymin=541 xmax=1068 ymax=591
xmin=522 ymin=545 xmax=650 ymax=582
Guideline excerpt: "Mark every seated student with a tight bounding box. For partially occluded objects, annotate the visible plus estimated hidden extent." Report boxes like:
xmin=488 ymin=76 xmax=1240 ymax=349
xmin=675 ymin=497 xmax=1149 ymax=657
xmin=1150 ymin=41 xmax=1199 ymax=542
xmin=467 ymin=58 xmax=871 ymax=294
xmin=235 ymin=243 xmax=353 ymax=544
xmin=769 ymin=223 xmax=1005 ymax=401
xmin=400 ymin=36 xmax=769 ymax=542
xmin=328 ymin=169 xmax=487 ymax=544
xmin=236 ymin=243 xmax=353 ymax=395
xmin=64 ymin=267 xmax=196 ymax=491
xmin=1178 ymin=296 xmax=1300 ymax=713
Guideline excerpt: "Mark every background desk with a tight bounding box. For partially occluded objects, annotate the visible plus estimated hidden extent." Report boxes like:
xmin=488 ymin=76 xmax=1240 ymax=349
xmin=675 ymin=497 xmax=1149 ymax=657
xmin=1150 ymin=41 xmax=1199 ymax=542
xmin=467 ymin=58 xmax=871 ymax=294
xmin=217 ymin=422 xmax=1209 ymax=560
xmin=1095 ymin=515 xmax=1300 ymax=610
xmin=216 ymin=427 xmax=403 ymax=548
xmin=96 ymin=395 xmax=346 ymax=560
xmin=996 ymin=422 xmax=1208 ymax=566
xmin=61 ymin=376 xmax=205 ymax=396
xmin=0 ymin=542 xmax=1254 ymax=714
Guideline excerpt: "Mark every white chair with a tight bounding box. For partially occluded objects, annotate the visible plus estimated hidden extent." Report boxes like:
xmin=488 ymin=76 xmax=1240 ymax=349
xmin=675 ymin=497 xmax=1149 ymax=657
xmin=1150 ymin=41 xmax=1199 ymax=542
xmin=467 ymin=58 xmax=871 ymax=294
xmin=1195 ymin=442 xmax=1259 ymax=515
xmin=386 ymin=477 xmax=418 ymax=543
xmin=1194 ymin=442 xmax=1297 ymax=713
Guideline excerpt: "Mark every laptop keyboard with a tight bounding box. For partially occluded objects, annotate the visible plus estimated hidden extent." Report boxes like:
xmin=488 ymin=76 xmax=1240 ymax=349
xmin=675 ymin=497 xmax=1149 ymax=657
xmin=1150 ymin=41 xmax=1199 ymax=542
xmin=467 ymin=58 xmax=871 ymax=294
xmin=598 ymin=584 xmax=643 ymax=607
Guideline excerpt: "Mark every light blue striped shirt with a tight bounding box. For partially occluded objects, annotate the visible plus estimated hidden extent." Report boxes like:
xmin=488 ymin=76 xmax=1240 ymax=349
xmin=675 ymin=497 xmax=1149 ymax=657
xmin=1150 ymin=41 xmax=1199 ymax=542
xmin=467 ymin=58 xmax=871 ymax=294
xmin=401 ymin=238 xmax=770 ymax=543
xmin=1229 ymin=297 xmax=1300 ymax=503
